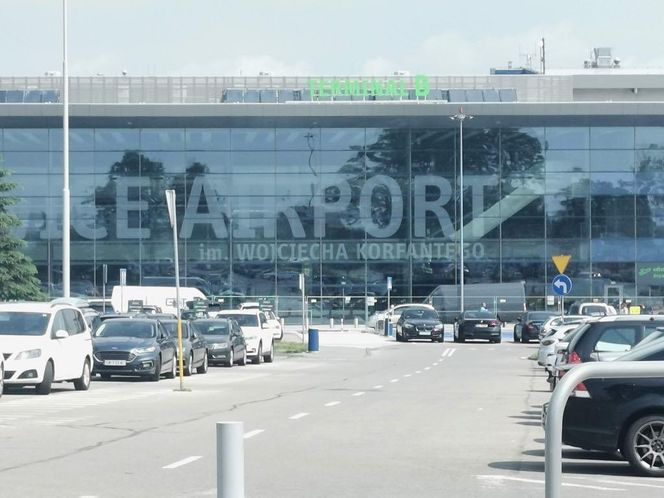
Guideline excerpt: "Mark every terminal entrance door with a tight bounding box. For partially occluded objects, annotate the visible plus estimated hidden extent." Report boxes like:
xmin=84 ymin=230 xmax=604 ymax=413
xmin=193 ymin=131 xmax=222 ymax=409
xmin=604 ymin=284 xmax=623 ymax=308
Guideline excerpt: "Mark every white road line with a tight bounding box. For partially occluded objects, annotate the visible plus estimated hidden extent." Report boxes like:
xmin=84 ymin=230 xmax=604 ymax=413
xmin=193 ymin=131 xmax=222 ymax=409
xmin=424 ymin=367 xmax=431 ymax=370
xmin=441 ymin=348 xmax=451 ymax=357
xmin=448 ymin=348 xmax=457 ymax=357
xmin=325 ymin=401 xmax=341 ymax=407
xmin=390 ymin=378 xmax=399 ymax=383
xmin=289 ymin=412 xmax=309 ymax=420
xmin=352 ymin=391 xmax=365 ymax=397
xmin=433 ymin=362 xmax=439 ymax=366
xmin=373 ymin=385 xmax=383 ymax=389
xmin=415 ymin=370 xmax=421 ymax=374
xmin=475 ymin=475 xmax=623 ymax=491
xmin=594 ymin=479 xmax=664 ymax=489
xmin=163 ymin=456 xmax=202 ymax=469
xmin=243 ymin=429 xmax=264 ymax=439
xmin=403 ymin=374 xmax=412 ymax=378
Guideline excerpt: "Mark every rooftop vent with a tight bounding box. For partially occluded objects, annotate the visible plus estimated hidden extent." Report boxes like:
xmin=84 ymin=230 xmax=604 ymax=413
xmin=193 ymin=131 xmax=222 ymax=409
xmin=584 ymin=47 xmax=621 ymax=69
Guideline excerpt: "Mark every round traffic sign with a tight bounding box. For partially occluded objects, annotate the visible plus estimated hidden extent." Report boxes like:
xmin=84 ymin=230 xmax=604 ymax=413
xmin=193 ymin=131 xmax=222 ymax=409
xmin=552 ymin=274 xmax=572 ymax=296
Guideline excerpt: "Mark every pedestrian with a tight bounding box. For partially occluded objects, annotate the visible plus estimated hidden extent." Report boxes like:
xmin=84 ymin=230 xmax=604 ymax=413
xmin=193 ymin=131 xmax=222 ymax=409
xmin=620 ymin=299 xmax=629 ymax=315
xmin=480 ymin=302 xmax=488 ymax=312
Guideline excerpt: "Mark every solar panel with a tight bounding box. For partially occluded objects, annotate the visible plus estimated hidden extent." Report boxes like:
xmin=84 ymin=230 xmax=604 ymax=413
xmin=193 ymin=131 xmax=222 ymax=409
xmin=0 ymin=90 xmax=6 ymax=103
xmin=447 ymin=89 xmax=467 ymax=102
xmin=42 ymin=90 xmax=60 ymax=103
xmin=499 ymin=89 xmax=518 ymax=102
xmin=259 ymin=90 xmax=277 ymax=103
xmin=5 ymin=90 xmax=25 ymax=103
xmin=24 ymin=90 xmax=44 ymax=103
xmin=277 ymin=89 xmax=296 ymax=102
xmin=465 ymin=89 xmax=484 ymax=102
xmin=222 ymin=89 xmax=243 ymax=103
xmin=243 ymin=90 xmax=260 ymax=103
xmin=483 ymin=89 xmax=500 ymax=102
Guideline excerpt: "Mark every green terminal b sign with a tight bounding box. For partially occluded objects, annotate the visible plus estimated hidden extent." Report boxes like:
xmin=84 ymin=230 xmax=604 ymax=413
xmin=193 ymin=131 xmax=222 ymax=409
xmin=308 ymin=74 xmax=430 ymax=99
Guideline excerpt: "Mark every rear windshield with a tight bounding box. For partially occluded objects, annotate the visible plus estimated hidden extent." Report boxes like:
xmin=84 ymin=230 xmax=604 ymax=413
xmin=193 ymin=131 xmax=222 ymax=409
xmin=402 ymin=309 xmax=439 ymax=320
xmin=194 ymin=320 xmax=230 ymax=335
xmin=0 ymin=312 xmax=50 ymax=336
xmin=581 ymin=305 xmax=609 ymax=316
xmin=463 ymin=310 xmax=496 ymax=319
xmin=95 ymin=321 xmax=155 ymax=338
xmin=529 ymin=312 xmax=556 ymax=321
xmin=217 ymin=314 xmax=258 ymax=327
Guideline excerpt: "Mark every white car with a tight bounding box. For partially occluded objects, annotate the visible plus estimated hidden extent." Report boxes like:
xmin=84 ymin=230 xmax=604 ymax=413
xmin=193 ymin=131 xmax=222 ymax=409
xmin=538 ymin=315 xmax=586 ymax=340
xmin=217 ymin=310 xmax=275 ymax=364
xmin=537 ymin=324 xmax=581 ymax=367
xmin=0 ymin=302 xmax=93 ymax=395
xmin=238 ymin=303 xmax=283 ymax=340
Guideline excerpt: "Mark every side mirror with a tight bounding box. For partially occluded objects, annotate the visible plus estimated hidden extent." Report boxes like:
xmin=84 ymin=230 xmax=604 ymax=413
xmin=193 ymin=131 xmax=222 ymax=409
xmin=54 ymin=329 xmax=69 ymax=339
xmin=262 ymin=323 xmax=269 ymax=329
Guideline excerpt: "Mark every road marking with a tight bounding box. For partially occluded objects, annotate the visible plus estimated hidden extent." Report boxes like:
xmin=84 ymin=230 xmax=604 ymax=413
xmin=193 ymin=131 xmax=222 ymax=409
xmin=289 ymin=412 xmax=309 ymax=420
xmin=415 ymin=370 xmax=421 ymax=374
xmin=243 ymin=429 xmax=264 ymax=439
xmin=163 ymin=456 xmax=202 ymax=469
xmin=448 ymin=348 xmax=457 ymax=357
xmin=403 ymin=374 xmax=411 ymax=378
xmin=424 ymin=367 xmax=431 ymax=370
xmin=475 ymin=475 xmax=623 ymax=491
xmin=593 ymin=479 xmax=664 ymax=489
xmin=373 ymin=385 xmax=383 ymax=389
xmin=352 ymin=391 xmax=365 ymax=397
xmin=325 ymin=401 xmax=341 ymax=407
xmin=390 ymin=378 xmax=399 ymax=383
xmin=433 ymin=362 xmax=439 ymax=366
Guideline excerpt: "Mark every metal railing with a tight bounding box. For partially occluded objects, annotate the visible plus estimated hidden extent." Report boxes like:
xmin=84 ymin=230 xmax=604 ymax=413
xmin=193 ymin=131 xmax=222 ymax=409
xmin=544 ymin=361 xmax=664 ymax=497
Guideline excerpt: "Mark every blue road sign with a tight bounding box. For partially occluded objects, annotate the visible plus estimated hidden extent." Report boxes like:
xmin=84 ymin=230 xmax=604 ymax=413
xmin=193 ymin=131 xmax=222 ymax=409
xmin=552 ymin=274 xmax=572 ymax=296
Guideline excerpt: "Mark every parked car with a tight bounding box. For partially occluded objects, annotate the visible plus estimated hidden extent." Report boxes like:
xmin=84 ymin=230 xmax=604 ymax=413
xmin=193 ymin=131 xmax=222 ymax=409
xmin=216 ymin=310 xmax=275 ymax=364
xmin=240 ymin=303 xmax=283 ymax=340
xmin=453 ymin=310 xmax=502 ymax=343
xmin=376 ymin=303 xmax=437 ymax=334
xmin=513 ymin=311 xmax=558 ymax=343
xmin=92 ymin=318 xmax=177 ymax=381
xmin=567 ymin=301 xmax=617 ymax=317
xmin=193 ymin=318 xmax=247 ymax=367
xmin=543 ymin=337 xmax=664 ymax=477
xmin=538 ymin=315 xmax=586 ymax=341
xmin=0 ymin=354 xmax=4 ymax=398
xmin=159 ymin=320 xmax=208 ymax=375
xmin=0 ymin=302 xmax=93 ymax=395
xmin=396 ymin=308 xmax=444 ymax=342
xmin=537 ymin=323 xmax=581 ymax=367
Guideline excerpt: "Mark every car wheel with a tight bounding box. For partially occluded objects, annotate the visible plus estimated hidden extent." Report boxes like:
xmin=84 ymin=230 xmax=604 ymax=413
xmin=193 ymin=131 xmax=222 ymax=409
xmin=149 ymin=356 xmax=161 ymax=382
xmin=73 ymin=359 xmax=91 ymax=391
xmin=226 ymin=348 xmax=234 ymax=368
xmin=458 ymin=331 xmax=466 ymax=343
xmin=624 ymin=415 xmax=664 ymax=477
xmin=495 ymin=337 xmax=502 ymax=344
xmin=520 ymin=334 xmax=528 ymax=344
xmin=0 ymin=364 xmax=4 ymax=398
xmin=254 ymin=343 xmax=263 ymax=364
xmin=238 ymin=349 xmax=247 ymax=366
xmin=166 ymin=355 xmax=177 ymax=379
xmin=513 ymin=328 xmax=518 ymax=343
xmin=265 ymin=342 xmax=274 ymax=363
xmin=196 ymin=352 xmax=209 ymax=374
xmin=184 ymin=353 xmax=194 ymax=376
xmin=36 ymin=361 xmax=54 ymax=395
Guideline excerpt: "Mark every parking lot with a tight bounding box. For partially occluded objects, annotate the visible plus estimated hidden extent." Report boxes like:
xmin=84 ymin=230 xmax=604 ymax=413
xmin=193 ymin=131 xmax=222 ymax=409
xmin=1 ymin=327 xmax=663 ymax=497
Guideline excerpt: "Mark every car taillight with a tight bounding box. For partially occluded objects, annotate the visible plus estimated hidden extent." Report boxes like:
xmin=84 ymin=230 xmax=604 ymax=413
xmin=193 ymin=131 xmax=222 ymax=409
xmin=570 ymin=382 xmax=591 ymax=398
xmin=488 ymin=321 xmax=497 ymax=326
xmin=568 ymin=351 xmax=582 ymax=364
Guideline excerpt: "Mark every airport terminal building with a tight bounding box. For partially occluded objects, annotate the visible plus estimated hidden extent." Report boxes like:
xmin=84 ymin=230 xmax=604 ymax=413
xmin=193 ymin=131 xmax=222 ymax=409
xmin=2 ymin=66 xmax=664 ymax=315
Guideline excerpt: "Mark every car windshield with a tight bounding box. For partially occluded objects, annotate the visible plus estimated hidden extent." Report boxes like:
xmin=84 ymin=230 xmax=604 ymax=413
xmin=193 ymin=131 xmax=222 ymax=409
xmin=402 ymin=309 xmax=438 ymax=320
xmin=162 ymin=322 xmax=189 ymax=338
xmin=0 ymin=312 xmax=50 ymax=336
xmin=194 ymin=321 xmax=230 ymax=335
xmin=95 ymin=321 xmax=155 ymax=338
xmin=463 ymin=311 xmax=496 ymax=319
xmin=582 ymin=305 xmax=608 ymax=316
xmin=218 ymin=314 xmax=258 ymax=327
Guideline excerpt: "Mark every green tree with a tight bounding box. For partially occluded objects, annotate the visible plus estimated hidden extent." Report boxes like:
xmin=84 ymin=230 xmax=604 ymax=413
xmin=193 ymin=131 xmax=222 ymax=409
xmin=0 ymin=168 xmax=43 ymax=300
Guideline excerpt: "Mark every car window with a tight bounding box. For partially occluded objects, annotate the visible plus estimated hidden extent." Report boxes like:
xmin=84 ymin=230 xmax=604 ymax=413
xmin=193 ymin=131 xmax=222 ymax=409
xmin=582 ymin=305 xmax=609 ymax=317
xmin=52 ymin=311 xmax=67 ymax=337
xmin=63 ymin=309 xmax=82 ymax=335
xmin=595 ymin=326 xmax=638 ymax=352
xmin=218 ymin=314 xmax=258 ymax=327
xmin=95 ymin=321 xmax=156 ymax=338
xmin=463 ymin=310 xmax=496 ymax=319
xmin=0 ymin=312 xmax=51 ymax=336
xmin=194 ymin=320 xmax=230 ymax=335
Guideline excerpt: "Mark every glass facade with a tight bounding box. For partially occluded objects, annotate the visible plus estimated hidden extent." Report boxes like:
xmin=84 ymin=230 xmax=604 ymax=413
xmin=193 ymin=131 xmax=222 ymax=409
xmin=2 ymin=120 xmax=664 ymax=318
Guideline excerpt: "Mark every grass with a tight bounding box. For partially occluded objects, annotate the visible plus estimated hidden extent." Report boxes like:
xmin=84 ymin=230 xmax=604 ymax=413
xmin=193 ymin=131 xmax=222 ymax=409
xmin=275 ymin=341 xmax=309 ymax=354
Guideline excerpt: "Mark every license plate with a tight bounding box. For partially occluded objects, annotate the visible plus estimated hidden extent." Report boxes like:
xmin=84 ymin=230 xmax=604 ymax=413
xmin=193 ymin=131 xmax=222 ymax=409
xmin=476 ymin=323 xmax=488 ymax=327
xmin=104 ymin=359 xmax=126 ymax=366
xmin=419 ymin=330 xmax=431 ymax=336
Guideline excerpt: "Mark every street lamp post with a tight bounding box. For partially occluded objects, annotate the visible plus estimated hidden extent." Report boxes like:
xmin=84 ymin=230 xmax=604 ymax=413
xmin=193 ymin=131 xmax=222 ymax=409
xmin=62 ymin=0 xmax=70 ymax=297
xmin=450 ymin=109 xmax=473 ymax=314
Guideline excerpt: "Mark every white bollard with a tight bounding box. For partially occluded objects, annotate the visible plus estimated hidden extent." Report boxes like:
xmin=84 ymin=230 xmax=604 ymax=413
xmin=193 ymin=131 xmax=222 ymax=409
xmin=354 ymin=317 xmax=359 ymax=328
xmin=330 ymin=318 xmax=334 ymax=328
xmin=217 ymin=421 xmax=244 ymax=498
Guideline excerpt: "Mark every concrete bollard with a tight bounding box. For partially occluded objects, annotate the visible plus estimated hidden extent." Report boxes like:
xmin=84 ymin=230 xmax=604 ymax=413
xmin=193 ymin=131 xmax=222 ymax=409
xmin=354 ymin=317 xmax=359 ymax=328
xmin=217 ymin=421 xmax=244 ymax=498
xmin=330 ymin=318 xmax=334 ymax=328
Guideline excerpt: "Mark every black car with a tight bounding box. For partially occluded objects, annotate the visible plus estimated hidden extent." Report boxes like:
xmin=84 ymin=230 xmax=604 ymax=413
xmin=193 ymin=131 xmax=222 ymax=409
xmin=160 ymin=320 xmax=208 ymax=376
xmin=547 ymin=338 xmax=664 ymax=477
xmin=92 ymin=318 xmax=178 ymax=381
xmin=513 ymin=311 xmax=557 ymax=343
xmin=193 ymin=318 xmax=247 ymax=367
xmin=453 ymin=310 xmax=501 ymax=343
xmin=395 ymin=308 xmax=444 ymax=342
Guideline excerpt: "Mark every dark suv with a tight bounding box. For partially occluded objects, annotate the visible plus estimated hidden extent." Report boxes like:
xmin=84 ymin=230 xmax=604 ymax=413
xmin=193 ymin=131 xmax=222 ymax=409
xmin=513 ymin=311 xmax=558 ymax=343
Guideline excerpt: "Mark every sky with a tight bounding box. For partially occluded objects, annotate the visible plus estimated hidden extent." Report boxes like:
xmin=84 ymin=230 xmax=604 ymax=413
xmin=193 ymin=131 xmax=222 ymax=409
xmin=2 ymin=0 xmax=664 ymax=77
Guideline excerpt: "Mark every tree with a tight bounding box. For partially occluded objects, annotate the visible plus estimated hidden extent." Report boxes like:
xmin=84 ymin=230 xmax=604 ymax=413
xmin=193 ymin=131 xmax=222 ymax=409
xmin=0 ymin=168 xmax=43 ymax=300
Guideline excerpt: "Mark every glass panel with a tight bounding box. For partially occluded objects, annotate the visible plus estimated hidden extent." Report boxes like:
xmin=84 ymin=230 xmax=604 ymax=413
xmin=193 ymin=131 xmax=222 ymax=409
xmin=590 ymin=150 xmax=634 ymax=172
xmin=230 ymin=129 xmax=275 ymax=150
xmin=276 ymin=128 xmax=320 ymax=151
xmin=590 ymin=172 xmax=634 ymax=195
xmin=3 ymin=129 xmax=49 ymax=151
xmin=49 ymin=129 xmax=94 ymax=151
xmin=590 ymin=127 xmax=634 ymax=149
xmin=545 ymin=150 xmax=589 ymax=172
xmin=636 ymin=127 xmax=664 ymax=150
xmin=545 ymin=127 xmax=589 ymax=150
xmin=320 ymin=128 xmax=364 ymax=150
xmin=140 ymin=129 xmax=184 ymax=150
xmin=94 ymin=129 xmax=140 ymax=151
xmin=185 ymin=129 xmax=230 ymax=150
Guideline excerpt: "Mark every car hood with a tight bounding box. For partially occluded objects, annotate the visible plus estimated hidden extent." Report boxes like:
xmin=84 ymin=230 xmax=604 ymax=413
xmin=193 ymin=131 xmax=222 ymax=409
xmin=203 ymin=335 xmax=230 ymax=345
xmin=0 ymin=335 xmax=48 ymax=353
xmin=403 ymin=319 xmax=441 ymax=326
xmin=93 ymin=337 xmax=156 ymax=351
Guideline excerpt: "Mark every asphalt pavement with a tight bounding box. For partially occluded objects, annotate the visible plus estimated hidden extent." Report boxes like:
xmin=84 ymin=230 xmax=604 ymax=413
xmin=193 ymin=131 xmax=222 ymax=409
xmin=1 ymin=328 xmax=663 ymax=497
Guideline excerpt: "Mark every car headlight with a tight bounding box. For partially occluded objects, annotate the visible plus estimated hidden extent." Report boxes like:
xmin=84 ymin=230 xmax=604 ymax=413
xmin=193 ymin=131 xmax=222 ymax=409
xmin=15 ymin=349 xmax=41 ymax=360
xmin=131 ymin=346 xmax=156 ymax=355
xmin=212 ymin=343 xmax=229 ymax=350
xmin=434 ymin=324 xmax=443 ymax=330
xmin=403 ymin=324 xmax=414 ymax=329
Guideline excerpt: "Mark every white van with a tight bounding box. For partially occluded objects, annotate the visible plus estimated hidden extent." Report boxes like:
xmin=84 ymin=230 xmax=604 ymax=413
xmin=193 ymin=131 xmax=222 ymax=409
xmin=111 ymin=286 xmax=206 ymax=316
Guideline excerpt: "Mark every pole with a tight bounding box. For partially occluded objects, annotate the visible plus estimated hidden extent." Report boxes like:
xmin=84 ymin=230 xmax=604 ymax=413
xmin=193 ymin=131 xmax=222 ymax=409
xmin=166 ymin=190 xmax=185 ymax=391
xmin=299 ymin=273 xmax=305 ymax=344
xmin=62 ymin=0 xmax=70 ymax=298
xmin=102 ymin=264 xmax=107 ymax=314
xmin=216 ymin=421 xmax=245 ymax=498
xmin=459 ymin=115 xmax=465 ymax=314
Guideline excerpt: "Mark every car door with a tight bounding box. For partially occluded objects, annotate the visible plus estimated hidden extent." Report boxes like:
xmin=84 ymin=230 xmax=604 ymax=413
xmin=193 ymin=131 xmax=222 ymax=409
xmin=49 ymin=310 xmax=74 ymax=380
xmin=157 ymin=323 xmax=176 ymax=371
xmin=64 ymin=309 xmax=91 ymax=379
xmin=190 ymin=324 xmax=204 ymax=365
xmin=231 ymin=321 xmax=245 ymax=355
xmin=258 ymin=312 xmax=273 ymax=352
